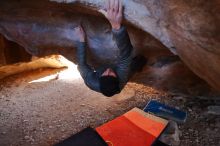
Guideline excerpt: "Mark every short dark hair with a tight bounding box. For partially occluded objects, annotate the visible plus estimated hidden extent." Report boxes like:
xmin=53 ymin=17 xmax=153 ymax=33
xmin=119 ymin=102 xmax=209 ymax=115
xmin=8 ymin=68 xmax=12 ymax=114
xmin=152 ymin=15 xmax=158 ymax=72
xmin=99 ymin=76 xmax=120 ymax=97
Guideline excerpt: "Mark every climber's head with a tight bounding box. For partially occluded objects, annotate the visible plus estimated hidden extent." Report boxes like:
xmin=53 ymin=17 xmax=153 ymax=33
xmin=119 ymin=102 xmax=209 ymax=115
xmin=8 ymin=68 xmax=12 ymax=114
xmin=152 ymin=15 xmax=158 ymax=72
xmin=99 ymin=68 xmax=120 ymax=97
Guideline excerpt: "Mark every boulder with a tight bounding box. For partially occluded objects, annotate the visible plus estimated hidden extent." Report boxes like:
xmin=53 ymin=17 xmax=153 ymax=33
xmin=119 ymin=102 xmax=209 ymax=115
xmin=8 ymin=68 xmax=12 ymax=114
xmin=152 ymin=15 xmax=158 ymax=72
xmin=0 ymin=0 xmax=219 ymax=90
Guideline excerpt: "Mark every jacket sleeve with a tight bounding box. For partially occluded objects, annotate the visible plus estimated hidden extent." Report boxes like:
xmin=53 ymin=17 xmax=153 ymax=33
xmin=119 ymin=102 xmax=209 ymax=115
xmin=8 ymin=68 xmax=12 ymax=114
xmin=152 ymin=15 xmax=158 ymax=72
xmin=112 ymin=26 xmax=133 ymax=90
xmin=76 ymin=42 xmax=100 ymax=92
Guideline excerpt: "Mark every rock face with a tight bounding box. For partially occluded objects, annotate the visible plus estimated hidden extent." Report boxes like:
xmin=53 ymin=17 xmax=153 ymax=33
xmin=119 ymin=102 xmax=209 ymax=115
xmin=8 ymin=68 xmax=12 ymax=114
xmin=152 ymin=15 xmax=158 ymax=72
xmin=0 ymin=55 xmax=67 ymax=80
xmin=0 ymin=0 xmax=219 ymax=90
xmin=0 ymin=35 xmax=6 ymax=66
xmin=0 ymin=34 xmax=31 ymax=66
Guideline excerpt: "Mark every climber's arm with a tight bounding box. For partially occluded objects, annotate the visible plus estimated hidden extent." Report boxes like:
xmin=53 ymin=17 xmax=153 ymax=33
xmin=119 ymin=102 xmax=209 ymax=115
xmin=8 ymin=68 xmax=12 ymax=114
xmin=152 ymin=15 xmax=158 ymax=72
xmin=113 ymin=26 xmax=133 ymax=89
xmin=75 ymin=26 xmax=100 ymax=92
xmin=100 ymin=0 xmax=133 ymax=89
xmin=76 ymin=41 xmax=93 ymax=79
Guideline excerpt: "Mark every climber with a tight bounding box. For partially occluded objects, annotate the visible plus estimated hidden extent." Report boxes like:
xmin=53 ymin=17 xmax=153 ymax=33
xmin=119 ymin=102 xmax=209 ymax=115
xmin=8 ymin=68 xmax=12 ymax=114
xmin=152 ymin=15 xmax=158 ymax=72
xmin=74 ymin=0 xmax=146 ymax=97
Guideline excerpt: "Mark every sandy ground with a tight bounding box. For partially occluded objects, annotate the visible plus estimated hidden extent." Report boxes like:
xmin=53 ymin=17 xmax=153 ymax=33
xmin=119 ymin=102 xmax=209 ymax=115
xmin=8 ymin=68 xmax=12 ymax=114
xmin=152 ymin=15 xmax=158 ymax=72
xmin=0 ymin=61 xmax=220 ymax=146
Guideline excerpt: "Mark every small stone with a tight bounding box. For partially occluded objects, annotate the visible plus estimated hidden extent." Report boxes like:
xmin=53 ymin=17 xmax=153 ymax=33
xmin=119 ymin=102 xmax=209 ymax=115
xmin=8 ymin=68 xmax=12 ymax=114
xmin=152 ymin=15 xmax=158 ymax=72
xmin=207 ymin=106 xmax=220 ymax=115
xmin=89 ymin=106 xmax=95 ymax=109
xmin=49 ymin=126 xmax=53 ymax=129
xmin=39 ymin=120 xmax=44 ymax=124
xmin=174 ymin=96 xmax=185 ymax=101
xmin=23 ymin=120 xmax=29 ymax=122
xmin=80 ymin=104 xmax=86 ymax=106
xmin=24 ymin=136 xmax=30 ymax=140
xmin=30 ymin=137 xmax=35 ymax=142
xmin=1 ymin=132 xmax=6 ymax=135
xmin=159 ymin=121 xmax=180 ymax=145
xmin=188 ymin=108 xmax=192 ymax=112
xmin=32 ymin=128 xmax=37 ymax=132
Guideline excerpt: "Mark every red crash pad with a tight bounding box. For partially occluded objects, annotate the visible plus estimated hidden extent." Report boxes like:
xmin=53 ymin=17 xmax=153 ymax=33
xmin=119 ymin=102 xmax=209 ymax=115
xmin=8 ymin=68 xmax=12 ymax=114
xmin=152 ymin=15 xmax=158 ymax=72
xmin=96 ymin=108 xmax=168 ymax=146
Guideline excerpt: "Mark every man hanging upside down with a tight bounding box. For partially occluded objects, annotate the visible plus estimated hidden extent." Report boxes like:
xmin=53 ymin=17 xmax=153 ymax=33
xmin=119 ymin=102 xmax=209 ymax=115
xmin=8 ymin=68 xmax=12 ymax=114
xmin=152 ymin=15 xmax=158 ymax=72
xmin=74 ymin=0 xmax=146 ymax=97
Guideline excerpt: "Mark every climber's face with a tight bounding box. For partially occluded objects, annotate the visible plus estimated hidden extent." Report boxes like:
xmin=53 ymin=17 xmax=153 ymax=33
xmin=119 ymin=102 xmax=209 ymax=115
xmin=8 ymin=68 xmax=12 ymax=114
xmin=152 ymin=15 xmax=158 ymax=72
xmin=101 ymin=68 xmax=117 ymax=77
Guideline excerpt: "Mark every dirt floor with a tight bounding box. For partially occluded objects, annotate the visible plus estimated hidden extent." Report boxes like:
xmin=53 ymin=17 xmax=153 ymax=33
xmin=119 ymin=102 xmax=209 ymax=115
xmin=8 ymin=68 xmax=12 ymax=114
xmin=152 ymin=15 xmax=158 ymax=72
xmin=0 ymin=60 xmax=220 ymax=146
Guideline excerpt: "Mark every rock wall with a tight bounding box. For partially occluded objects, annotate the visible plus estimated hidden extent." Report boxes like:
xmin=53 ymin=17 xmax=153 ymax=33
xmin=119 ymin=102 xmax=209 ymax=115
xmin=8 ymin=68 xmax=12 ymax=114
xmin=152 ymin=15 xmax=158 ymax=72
xmin=0 ymin=0 xmax=219 ymax=90
xmin=0 ymin=34 xmax=31 ymax=66
xmin=0 ymin=0 xmax=169 ymax=65
xmin=0 ymin=55 xmax=68 ymax=80
xmin=0 ymin=35 xmax=6 ymax=66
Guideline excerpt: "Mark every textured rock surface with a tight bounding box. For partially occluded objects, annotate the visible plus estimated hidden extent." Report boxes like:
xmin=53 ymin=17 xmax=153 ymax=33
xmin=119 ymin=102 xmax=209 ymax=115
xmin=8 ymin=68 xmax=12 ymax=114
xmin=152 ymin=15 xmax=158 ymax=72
xmin=0 ymin=0 xmax=219 ymax=90
xmin=0 ymin=35 xmax=6 ymax=66
xmin=0 ymin=0 xmax=168 ymax=66
xmin=0 ymin=34 xmax=31 ymax=66
xmin=0 ymin=55 xmax=67 ymax=80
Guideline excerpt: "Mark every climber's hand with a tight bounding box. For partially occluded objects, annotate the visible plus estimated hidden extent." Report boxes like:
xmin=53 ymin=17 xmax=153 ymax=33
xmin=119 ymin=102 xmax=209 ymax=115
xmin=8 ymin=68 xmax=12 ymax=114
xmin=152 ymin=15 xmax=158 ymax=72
xmin=74 ymin=25 xmax=85 ymax=42
xmin=99 ymin=0 xmax=123 ymax=30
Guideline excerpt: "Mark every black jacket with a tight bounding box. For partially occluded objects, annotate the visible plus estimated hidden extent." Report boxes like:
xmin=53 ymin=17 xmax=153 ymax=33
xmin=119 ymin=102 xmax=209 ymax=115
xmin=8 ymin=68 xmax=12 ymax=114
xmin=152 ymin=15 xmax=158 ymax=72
xmin=76 ymin=26 xmax=133 ymax=93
